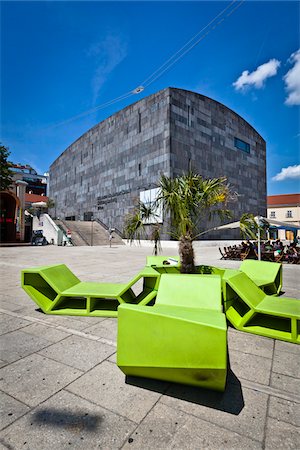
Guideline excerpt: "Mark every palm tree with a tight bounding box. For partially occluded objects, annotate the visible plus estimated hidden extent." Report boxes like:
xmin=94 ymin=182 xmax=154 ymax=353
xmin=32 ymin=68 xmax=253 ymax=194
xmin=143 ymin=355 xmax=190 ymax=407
xmin=240 ymin=213 xmax=258 ymax=240
xmin=156 ymin=171 xmax=233 ymax=273
xmin=240 ymin=213 xmax=269 ymax=240
xmin=124 ymin=200 xmax=161 ymax=255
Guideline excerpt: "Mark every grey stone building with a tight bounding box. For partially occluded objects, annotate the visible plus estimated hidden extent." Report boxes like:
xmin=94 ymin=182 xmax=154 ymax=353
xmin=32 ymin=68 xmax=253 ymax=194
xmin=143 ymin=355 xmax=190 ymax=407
xmin=49 ymin=87 xmax=266 ymax=238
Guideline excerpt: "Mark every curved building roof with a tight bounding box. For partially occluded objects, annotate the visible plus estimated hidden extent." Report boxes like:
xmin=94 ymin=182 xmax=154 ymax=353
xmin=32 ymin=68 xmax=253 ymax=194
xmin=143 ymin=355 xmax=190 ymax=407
xmin=51 ymin=87 xmax=265 ymax=167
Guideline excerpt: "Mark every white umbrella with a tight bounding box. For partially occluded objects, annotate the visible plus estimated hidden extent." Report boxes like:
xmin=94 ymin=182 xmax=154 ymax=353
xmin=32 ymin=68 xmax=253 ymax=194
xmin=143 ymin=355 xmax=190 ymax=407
xmin=31 ymin=201 xmax=48 ymax=208
xmin=264 ymin=218 xmax=300 ymax=228
xmin=204 ymin=217 xmax=299 ymax=233
xmin=201 ymin=216 xmax=299 ymax=261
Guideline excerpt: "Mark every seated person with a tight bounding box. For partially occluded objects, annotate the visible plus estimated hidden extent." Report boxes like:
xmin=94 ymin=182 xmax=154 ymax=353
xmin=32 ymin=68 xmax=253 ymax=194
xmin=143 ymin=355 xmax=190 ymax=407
xmin=273 ymin=239 xmax=283 ymax=251
xmin=286 ymin=246 xmax=300 ymax=264
xmin=264 ymin=241 xmax=273 ymax=251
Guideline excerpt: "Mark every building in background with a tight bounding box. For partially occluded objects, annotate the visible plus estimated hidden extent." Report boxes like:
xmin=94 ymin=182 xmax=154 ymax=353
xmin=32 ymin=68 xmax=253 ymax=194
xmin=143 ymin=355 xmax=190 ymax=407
xmin=49 ymin=87 xmax=266 ymax=238
xmin=267 ymin=194 xmax=300 ymax=240
xmin=11 ymin=164 xmax=48 ymax=196
xmin=0 ymin=164 xmax=49 ymax=243
xmin=0 ymin=177 xmax=27 ymax=242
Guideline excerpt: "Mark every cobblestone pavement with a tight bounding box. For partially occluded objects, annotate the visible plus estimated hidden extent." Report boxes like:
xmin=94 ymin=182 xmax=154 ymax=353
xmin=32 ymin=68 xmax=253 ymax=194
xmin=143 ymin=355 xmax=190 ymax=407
xmin=0 ymin=244 xmax=299 ymax=449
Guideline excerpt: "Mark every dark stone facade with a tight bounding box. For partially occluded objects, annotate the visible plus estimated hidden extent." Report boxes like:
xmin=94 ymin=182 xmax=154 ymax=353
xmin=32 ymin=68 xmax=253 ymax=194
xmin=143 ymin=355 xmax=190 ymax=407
xmin=49 ymin=87 xmax=266 ymax=238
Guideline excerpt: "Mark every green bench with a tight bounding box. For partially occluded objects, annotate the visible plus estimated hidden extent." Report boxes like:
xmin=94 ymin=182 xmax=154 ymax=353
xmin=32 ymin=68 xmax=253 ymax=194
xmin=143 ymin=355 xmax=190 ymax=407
xmin=21 ymin=264 xmax=160 ymax=317
xmin=21 ymin=259 xmax=299 ymax=345
xmin=240 ymin=259 xmax=282 ymax=295
xmin=223 ymin=270 xmax=300 ymax=344
xmin=117 ymin=274 xmax=227 ymax=391
xmin=146 ymin=256 xmax=181 ymax=274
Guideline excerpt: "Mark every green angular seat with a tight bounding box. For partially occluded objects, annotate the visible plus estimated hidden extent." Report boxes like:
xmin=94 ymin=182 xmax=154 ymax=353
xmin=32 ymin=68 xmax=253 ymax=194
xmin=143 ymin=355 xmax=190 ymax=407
xmin=21 ymin=264 xmax=160 ymax=317
xmin=240 ymin=260 xmax=282 ymax=295
xmin=223 ymin=270 xmax=300 ymax=344
xmin=117 ymin=274 xmax=227 ymax=391
xmin=146 ymin=256 xmax=181 ymax=274
xmin=146 ymin=256 xmax=180 ymax=268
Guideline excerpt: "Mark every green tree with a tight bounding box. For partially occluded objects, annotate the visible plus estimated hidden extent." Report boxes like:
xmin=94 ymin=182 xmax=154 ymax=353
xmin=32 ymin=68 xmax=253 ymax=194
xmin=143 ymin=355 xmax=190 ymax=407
xmin=239 ymin=213 xmax=258 ymax=239
xmin=0 ymin=145 xmax=13 ymax=191
xmin=156 ymin=171 xmax=233 ymax=273
xmin=124 ymin=200 xmax=161 ymax=255
xmin=46 ymin=198 xmax=55 ymax=210
xmin=240 ymin=213 xmax=269 ymax=240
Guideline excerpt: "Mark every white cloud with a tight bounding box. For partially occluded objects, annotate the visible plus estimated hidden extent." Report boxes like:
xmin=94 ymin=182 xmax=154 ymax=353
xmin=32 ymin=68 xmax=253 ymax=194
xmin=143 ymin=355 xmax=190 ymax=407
xmin=233 ymin=59 xmax=281 ymax=91
xmin=88 ymin=33 xmax=128 ymax=103
xmin=272 ymin=165 xmax=300 ymax=181
xmin=283 ymin=49 xmax=300 ymax=106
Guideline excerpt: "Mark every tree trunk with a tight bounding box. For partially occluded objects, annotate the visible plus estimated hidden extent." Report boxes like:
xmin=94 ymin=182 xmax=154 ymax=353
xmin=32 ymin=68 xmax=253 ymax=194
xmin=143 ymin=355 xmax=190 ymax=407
xmin=179 ymin=234 xmax=195 ymax=273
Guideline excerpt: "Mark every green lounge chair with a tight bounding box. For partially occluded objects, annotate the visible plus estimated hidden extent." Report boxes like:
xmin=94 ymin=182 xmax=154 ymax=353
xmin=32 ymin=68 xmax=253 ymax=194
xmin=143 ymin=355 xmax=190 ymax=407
xmin=146 ymin=256 xmax=181 ymax=274
xmin=223 ymin=270 xmax=300 ymax=344
xmin=21 ymin=264 xmax=159 ymax=317
xmin=146 ymin=256 xmax=180 ymax=267
xmin=240 ymin=259 xmax=282 ymax=295
xmin=117 ymin=274 xmax=227 ymax=391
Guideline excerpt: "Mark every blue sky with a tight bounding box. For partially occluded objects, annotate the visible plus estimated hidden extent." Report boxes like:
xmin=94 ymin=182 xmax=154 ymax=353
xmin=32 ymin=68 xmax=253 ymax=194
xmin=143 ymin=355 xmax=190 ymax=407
xmin=1 ymin=1 xmax=299 ymax=195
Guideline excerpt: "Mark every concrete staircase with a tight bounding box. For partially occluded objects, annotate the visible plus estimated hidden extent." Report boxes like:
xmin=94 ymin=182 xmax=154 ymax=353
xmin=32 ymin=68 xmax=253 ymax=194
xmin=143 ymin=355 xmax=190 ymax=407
xmin=54 ymin=220 xmax=124 ymax=246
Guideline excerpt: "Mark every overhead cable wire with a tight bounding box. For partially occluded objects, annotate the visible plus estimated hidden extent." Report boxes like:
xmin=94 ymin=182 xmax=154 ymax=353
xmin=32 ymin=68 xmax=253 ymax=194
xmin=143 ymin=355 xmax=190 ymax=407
xmin=140 ymin=0 xmax=239 ymax=88
xmin=141 ymin=0 xmax=245 ymax=88
xmin=50 ymin=0 xmax=244 ymax=129
xmin=48 ymin=91 xmax=134 ymax=129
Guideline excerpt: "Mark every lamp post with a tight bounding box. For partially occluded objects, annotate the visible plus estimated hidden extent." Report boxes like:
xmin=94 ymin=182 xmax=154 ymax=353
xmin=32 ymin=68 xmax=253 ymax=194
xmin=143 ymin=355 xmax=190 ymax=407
xmin=91 ymin=215 xmax=94 ymax=247
xmin=255 ymin=216 xmax=263 ymax=261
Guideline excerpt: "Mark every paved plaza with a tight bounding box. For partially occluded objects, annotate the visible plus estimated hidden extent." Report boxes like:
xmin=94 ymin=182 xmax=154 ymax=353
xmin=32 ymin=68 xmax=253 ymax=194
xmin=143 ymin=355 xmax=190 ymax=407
xmin=0 ymin=244 xmax=299 ymax=449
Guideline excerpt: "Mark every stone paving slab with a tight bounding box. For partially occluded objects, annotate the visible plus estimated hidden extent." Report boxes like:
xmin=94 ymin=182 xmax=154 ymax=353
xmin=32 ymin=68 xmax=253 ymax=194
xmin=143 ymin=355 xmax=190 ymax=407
xmin=270 ymin=372 xmax=300 ymax=395
xmin=264 ymin=417 xmax=300 ymax=450
xmin=38 ymin=335 xmax=116 ymax=372
xmin=122 ymin=402 xmax=263 ymax=450
xmin=160 ymin=380 xmax=268 ymax=442
xmin=0 ymin=299 xmax=27 ymax=312
xmin=21 ymin=322 xmax=71 ymax=343
xmin=0 ymin=353 xmax=83 ymax=407
xmin=268 ymin=396 xmax=300 ymax=428
xmin=0 ymin=391 xmax=30 ymax=431
xmin=0 ymin=245 xmax=299 ymax=449
xmin=83 ymin=318 xmax=118 ymax=341
xmin=38 ymin=314 xmax=98 ymax=331
xmin=0 ymin=389 xmax=136 ymax=450
xmin=228 ymin=349 xmax=273 ymax=385
xmin=0 ymin=314 xmax=32 ymax=336
xmin=66 ymin=360 xmax=166 ymax=423
xmin=0 ymin=360 xmax=7 ymax=369
xmin=275 ymin=339 xmax=300 ymax=355
xmin=227 ymin=328 xmax=274 ymax=359
xmin=0 ymin=329 xmax=53 ymax=364
xmin=272 ymin=349 xmax=300 ymax=378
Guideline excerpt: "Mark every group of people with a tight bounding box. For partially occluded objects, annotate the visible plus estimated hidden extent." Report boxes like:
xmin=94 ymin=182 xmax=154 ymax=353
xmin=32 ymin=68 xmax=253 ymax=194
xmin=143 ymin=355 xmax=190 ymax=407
xmin=240 ymin=238 xmax=300 ymax=263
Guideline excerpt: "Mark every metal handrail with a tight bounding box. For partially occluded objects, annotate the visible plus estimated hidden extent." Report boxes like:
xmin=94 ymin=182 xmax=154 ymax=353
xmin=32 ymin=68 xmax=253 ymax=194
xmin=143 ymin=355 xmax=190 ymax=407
xmin=94 ymin=218 xmax=124 ymax=238
xmin=61 ymin=220 xmax=91 ymax=246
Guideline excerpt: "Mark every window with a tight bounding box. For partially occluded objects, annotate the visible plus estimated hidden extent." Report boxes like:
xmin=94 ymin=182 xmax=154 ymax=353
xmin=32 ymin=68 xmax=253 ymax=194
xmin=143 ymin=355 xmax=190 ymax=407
xmin=270 ymin=211 xmax=276 ymax=218
xmin=138 ymin=163 xmax=142 ymax=176
xmin=140 ymin=188 xmax=163 ymax=224
xmin=286 ymin=210 xmax=293 ymax=218
xmin=234 ymin=137 xmax=250 ymax=153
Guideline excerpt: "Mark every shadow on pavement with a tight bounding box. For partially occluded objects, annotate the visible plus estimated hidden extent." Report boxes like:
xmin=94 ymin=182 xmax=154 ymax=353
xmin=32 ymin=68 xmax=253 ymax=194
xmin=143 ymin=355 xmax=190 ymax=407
xmin=126 ymin=369 xmax=244 ymax=416
xmin=32 ymin=408 xmax=101 ymax=431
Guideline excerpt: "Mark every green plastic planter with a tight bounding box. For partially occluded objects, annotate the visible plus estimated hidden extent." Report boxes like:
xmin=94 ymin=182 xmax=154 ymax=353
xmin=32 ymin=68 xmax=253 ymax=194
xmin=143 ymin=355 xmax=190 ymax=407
xmin=117 ymin=274 xmax=227 ymax=391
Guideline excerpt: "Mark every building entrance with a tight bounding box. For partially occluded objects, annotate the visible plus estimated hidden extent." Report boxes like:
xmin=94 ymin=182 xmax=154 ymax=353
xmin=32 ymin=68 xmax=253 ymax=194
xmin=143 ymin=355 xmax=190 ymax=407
xmin=0 ymin=192 xmax=19 ymax=242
